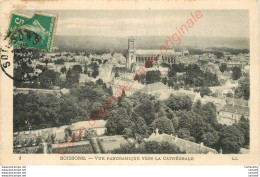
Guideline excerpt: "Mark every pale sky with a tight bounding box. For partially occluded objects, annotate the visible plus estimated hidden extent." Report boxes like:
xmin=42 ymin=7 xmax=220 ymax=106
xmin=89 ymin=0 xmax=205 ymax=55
xmin=24 ymin=10 xmax=249 ymax=38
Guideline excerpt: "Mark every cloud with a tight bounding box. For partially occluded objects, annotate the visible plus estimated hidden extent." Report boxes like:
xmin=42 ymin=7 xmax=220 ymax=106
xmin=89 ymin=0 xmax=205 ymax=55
xmin=57 ymin=16 xmax=185 ymax=36
xmin=55 ymin=10 xmax=249 ymax=38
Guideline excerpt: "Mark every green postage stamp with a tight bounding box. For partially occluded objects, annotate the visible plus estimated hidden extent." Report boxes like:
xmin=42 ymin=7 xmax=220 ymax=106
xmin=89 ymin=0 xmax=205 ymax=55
xmin=6 ymin=12 xmax=57 ymax=51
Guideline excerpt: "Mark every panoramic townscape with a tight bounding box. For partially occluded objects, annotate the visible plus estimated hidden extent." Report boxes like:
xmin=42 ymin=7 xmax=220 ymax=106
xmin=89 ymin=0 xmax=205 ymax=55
xmin=13 ymin=10 xmax=250 ymax=155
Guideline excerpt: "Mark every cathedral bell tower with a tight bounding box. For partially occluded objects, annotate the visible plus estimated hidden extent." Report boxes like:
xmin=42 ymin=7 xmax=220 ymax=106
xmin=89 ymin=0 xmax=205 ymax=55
xmin=127 ymin=36 xmax=135 ymax=69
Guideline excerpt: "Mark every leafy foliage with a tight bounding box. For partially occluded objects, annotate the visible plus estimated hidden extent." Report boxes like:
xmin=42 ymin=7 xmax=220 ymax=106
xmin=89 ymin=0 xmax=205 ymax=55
xmin=66 ymin=68 xmax=80 ymax=87
xmin=194 ymin=87 xmax=212 ymax=97
xmin=112 ymin=141 xmax=186 ymax=154
xmin=166 ymin=94 xmax=192 ymax=111
xmin=232 ymin=66 xmax=242 ymax=80
xmin=219 ymin=125 xmax=245 ymax=153
xmin=235 ymin=77 xmax=250 ymax=100
xmin=219 ymin=63 xmax=227 ymax=73
xmin=152 ymin=116 xmax=175 ymax=135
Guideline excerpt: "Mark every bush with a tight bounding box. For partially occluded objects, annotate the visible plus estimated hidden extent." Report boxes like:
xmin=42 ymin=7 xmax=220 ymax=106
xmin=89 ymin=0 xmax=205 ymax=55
xmin=111 ymin=141 xmax=186 ymax=154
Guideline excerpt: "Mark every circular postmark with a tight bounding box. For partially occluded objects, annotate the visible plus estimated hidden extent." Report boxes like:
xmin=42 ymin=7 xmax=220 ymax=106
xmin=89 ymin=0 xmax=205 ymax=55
xmin=0 ymin=40 xmax=48 ymax=82
xmin=1 ymin=20 xmax=49 ymax=82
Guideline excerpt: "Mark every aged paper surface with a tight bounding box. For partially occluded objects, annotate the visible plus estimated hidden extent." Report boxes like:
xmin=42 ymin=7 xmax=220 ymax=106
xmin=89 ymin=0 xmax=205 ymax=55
xmin=0 ymin=0 xmax=259 ymax=165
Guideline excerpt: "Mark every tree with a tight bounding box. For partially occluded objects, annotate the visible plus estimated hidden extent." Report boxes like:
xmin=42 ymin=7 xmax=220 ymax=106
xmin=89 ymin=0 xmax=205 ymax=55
xmin=91 ymin=69 xmax=99 ymax=78
xmin=189 ymin=114 xmax=213 ymax=142
xmin=219 ymin=63 xmax=227 ymax=73
xmin=194 ymin=87 xmax=212 ymax=97
xmin=112 ymin=141 xmax=185 ymax=154
xmin=123 ymin=128 xmax=133 ymax=138
xmin=235 ymin=77 xmax=250 ymax=100
xmin=167 ymin=77 xmax=177 ymax=88
xmin=108 ymin=86 xmax=113 ymax=96
xmin=60 ymin=67 xmax=67 ymax=74
xmin=66 ymin=68 xmax=80 ymax=87
xmin=145 ymin=70 xmax=161 ymax=84
xmin=178 ymin=128 xmax=191 ymax=140
xmin=166 ymin=94 xmax=192 ymax=111
xmin=90 ymin=62 xmax=99 ymax=78
xmin=161 ymin=62 xmax=170 ymax=68
xmin=133 ymin=117 xmax=150 ymax=138
xmin=226 ymin=92 xmax=233 ymax=98
xmin=54 ymin=59 xmax=65 ymax=64
xmin=83 ymin=63 xmax=88 ymax=74
xmin=111 ymin=142 xmax=138 ymax=154
xmin=134 ymin=99 xmax=157 ymax=125
xmin=13 ymin=66 xmax=28 ymax=87
xmin=72 ymin=65 xmax=83 ymax=74
xmin=58 ymin=95 xmax=79 ymax=125
xmin=145 ymin=141 xmax=185 ymax=154
xmin=168 ymin=68 xmax=176 ymax=77
xmin=152 ymin=116 xmax=175 ymax=135
xmin=115 ymin=72 xmax=120 ymax=77
xmin=183 ymin=64 xmax=220 ymax=87
xmin=220 ymin=125 xmax=245 ymax=153
xmin=95 ymin=79 xmax=104 ymax=85
xmin=38 ymin=69 xmax=61 ymax=89
xmin=144 ymin=141 xmax=161 ymax=154
xmin=162 ymin=77 xmax=167 ymax=85
xmin=234 ymin=116 xmax=249 ymax=146
xmin=106 ymin=108 xmax=134 ymax=135
xmin=159 ymin=141 xmax=185 ymax=154
xmin=201 ymin=131 xmax=219 ymax=148
xmin=174 ymin=83 xmax=180 ymax=90
xmin=193 ymin=100 xmax=202 ymax=113
xmin=232 ymin=66 xmax=242 ymax=80
xmin=200 ymin=102 xmax=218 ymax=125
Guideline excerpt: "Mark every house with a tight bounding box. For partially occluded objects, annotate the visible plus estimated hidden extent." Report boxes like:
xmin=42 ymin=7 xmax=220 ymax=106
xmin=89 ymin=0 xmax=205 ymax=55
xmin=145 ymin=129 xmax=217 ymax=154
xmin=227 ymin=62 xmax=242 ymax=69
xmin=218 ymin=104 xmax=249 ymax=125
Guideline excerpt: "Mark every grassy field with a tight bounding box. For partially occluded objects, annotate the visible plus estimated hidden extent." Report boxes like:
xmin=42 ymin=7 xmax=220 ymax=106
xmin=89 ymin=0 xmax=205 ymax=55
xmin=52 ymin=140 xmax=93 ymax=154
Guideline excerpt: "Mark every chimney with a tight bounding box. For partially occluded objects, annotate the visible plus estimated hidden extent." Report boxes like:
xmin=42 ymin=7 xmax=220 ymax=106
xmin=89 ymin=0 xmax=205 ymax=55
xmin=200 ymin=142 xmax=203 ymax=148
xmin=43 ymin=142 xmax=48 ymax=154
xmin=155 ymin=128 xmax=159 ymax=135
xmin=175 ymin=135 xmax=178 ymax=142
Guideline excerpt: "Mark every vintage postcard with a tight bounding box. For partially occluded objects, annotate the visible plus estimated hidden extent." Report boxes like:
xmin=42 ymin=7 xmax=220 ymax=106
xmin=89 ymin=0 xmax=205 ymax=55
xmin=0 ymin=0 xmax=259 ymax=165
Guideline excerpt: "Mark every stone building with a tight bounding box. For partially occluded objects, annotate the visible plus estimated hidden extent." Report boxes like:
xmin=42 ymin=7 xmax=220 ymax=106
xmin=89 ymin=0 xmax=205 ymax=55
xmin=126 ymin=37 xmax=177 ymax=69
xmin=218 ymin=104 xmax=249 ymax=125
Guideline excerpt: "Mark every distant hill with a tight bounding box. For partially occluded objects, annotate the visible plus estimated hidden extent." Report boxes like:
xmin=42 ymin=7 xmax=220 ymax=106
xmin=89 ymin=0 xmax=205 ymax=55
xmin=53 ymin=35 xmax=249 ymax=51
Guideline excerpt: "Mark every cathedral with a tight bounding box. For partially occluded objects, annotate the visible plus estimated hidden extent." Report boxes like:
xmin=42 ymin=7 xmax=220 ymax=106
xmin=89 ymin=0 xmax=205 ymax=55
xmin=126 ymin=37 xmax=177 ymax=69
